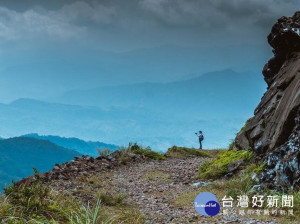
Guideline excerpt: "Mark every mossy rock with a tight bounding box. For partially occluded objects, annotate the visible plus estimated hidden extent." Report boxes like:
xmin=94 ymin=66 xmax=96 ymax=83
xmin=198 ymin=149 xmax=253 ymax=180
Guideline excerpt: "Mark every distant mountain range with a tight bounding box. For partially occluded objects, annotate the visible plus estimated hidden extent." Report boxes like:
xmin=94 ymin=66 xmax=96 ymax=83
xmin=0 ymin=45 xmax=267 ymax=103
xmin=0 ymin=70 xmax=266 ymax=150
xmin=0 ymin=137 xmax=81 ymax=190
xmin=56 ymin=70 xmax=265 ymax=117
xmin=22 ymin=133 xmax=119 ymax=157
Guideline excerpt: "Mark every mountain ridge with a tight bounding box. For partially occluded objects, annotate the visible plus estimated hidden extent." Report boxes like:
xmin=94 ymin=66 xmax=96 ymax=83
xmin=0 ymin=137 xmax=81 ymax=190
xmin=56 ymin=69 xmax=265 ymax=108
xmin=21 ymin=133 xmax=119 ymax=157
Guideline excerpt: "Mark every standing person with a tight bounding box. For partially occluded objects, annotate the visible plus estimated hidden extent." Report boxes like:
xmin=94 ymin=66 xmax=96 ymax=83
xmin=195 ymin=131 xmax=204 ymax=149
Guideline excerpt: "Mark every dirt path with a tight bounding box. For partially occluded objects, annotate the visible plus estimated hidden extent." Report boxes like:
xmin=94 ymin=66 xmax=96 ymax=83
xmin=104 ymin=157 xmax=278 ymax=224
xmin=111 ymin=157 xmax=204 ymax=223
xmin=47 ymin=154 xmax=279 ymax=223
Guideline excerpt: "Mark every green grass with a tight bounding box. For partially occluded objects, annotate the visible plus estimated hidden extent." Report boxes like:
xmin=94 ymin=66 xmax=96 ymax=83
xmin=1 ymin=169 xmax=69 ymax=223
xmin=198 ymin=149 xmax=253 ymax=179
xmin=165 ymin=146 xmax=211 ymax=158
xmin=70 ymin=197 xmax=115 ymax=224
xmin=98 ymin=191 xmax=126 ymax=206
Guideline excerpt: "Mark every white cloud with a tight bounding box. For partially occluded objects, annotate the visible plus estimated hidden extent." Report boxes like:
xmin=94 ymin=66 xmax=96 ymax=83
xmin=0 ymin=1 xmax=116 ymax=41
xmin=58 ymin=1 xmax=116 ymax=24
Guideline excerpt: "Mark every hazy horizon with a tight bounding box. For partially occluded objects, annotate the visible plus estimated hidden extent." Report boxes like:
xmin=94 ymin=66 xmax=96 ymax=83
xmin=0 ymin=69 xmax=266 ymax=150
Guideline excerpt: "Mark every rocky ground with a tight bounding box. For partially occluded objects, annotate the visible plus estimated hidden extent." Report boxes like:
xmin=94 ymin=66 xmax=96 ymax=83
xmin=108 ymin=157 xmax=278 ymax=224
xmin=43 ymin=153 xmax=280 ymax=224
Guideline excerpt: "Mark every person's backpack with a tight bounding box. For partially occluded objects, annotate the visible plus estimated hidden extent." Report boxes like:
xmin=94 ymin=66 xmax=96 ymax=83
xmin=199 ymin=134 xmax=204 ymax=141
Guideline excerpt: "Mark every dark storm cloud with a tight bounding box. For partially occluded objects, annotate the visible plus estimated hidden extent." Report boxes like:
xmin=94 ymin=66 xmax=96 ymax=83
xmin=137 ymin=0 xmax=298 ymax=30
xmin=211 ymin=0 xmax=299 ymax=28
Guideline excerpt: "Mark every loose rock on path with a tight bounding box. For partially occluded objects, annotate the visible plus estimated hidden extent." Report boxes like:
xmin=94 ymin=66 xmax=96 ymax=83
xmin=44 ymin=153 xmax=280 ymax=223
xmin=100 ymin=157 xmax=279 ymax=224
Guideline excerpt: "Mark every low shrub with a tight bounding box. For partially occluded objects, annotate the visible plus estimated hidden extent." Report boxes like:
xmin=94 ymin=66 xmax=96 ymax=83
xmin=166 ymin=146 xmax=211 ymax=158
xmin=98 ymin=148 xmax=111 ymax=157
xmin=128 ymin=143 xmax=166 ymax=160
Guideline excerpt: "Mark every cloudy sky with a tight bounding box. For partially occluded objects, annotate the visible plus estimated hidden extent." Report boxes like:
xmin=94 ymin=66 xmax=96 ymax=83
xmin=0 ymin=0 xmax=298 ymax=102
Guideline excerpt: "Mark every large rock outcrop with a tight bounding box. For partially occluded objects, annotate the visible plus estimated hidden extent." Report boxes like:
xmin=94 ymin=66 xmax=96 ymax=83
xmin=235 ymin=12 xmax=300 ymax=189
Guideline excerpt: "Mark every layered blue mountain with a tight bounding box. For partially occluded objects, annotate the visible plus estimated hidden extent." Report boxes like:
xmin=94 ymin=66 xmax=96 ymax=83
xmin=22 ymin=133 xmax=118 ymax=157
xmin=57 ymin=69 xmax=265 ymax=117
xmin=0 ymin=137 xmax=81 ymax=190
xmin=0 ymin=70 xmax=266 ymax=150
xmin=1 ymin=45 xmax=268 ymax=103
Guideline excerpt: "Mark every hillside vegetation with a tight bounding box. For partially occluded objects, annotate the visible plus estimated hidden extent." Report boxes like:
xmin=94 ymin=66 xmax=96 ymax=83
xmin=0 ymin=137 xmax=81 ymax=190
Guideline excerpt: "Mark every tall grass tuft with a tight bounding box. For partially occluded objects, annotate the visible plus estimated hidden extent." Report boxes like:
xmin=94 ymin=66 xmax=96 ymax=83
xmin=70 ymin=198 xmax=115 ymax=224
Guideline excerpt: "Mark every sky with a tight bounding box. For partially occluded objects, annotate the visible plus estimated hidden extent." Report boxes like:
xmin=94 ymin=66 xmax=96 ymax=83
xmin=0 ymin=0 xmax=298 ymax=102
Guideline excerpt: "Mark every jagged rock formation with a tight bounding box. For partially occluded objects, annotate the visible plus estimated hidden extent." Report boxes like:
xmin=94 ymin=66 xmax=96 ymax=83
xmin=235 ymin=12 xmax=300 ymax=189
xmin=263 ymin=12 xmax=300 ymax=86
